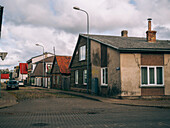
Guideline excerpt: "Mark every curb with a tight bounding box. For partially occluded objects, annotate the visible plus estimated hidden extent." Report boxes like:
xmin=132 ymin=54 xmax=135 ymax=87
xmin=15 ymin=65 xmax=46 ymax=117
xmin=60 ymin=91 xmax=170 ymax=109
xmin=59 ymin=92 xmax=101 ymax=102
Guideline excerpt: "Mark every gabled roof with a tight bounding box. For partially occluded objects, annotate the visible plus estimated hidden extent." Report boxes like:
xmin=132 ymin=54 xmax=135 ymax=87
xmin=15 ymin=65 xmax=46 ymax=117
xmin=1 ymin=74 xmax=9 ymax=79
xmin=69 ymin=34 xmax=170 ymax=68
xmin=81 ymin=34 xmax=170 ymax=52
xmin=27 ymin=52 xmax=54 ymax=63
xmin=36 ymin=56 xmax=55 ymax=63
xmin=32 ymin=56 xmax=55 ymax=76
xmin=19 ymin=63 xmax=28 ymax=74
xmin=55 ymin=56 xmax=72 ymax=74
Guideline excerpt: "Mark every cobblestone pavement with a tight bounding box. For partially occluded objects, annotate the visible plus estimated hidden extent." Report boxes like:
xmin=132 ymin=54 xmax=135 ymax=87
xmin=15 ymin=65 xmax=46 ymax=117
xmin=0 ymin=98 xmax=170 ymax=128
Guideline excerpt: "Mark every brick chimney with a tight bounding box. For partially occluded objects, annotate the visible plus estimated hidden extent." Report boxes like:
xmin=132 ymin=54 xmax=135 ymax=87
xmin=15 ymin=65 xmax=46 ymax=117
xmin=121 ymin=30 xmax=128 ymax=37
xmin=146 ymin=18 xmax=157 ymax=43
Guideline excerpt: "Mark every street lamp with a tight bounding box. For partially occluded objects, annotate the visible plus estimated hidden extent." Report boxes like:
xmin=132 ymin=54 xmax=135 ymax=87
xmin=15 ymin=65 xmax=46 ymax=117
xmin=36 ymin=43 xmax=45 ymax=88
xmin=73 ymin=6 xmax=90 ymax=93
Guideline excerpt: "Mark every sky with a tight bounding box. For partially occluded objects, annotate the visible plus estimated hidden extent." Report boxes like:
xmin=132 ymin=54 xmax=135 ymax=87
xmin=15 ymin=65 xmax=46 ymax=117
xmin=0 ymin=0 xmax=170 ymax=70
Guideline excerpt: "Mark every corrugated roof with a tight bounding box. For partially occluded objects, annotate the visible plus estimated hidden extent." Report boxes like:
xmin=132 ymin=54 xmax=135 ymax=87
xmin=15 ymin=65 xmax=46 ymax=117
xmin=56 ymin=56 xmax=72 ymax=74
xmin=1 ymin=74 xmax=9 ymax=79
xmin=81 ymin=34 xmax=170 ymax=51
xmin=19 ymin=63 xmax=28 ymax=74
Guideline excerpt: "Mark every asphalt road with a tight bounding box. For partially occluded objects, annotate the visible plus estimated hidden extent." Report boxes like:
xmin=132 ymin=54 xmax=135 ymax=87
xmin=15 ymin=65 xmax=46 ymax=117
xmin=0 ymin=97 xmax=170 ymax=128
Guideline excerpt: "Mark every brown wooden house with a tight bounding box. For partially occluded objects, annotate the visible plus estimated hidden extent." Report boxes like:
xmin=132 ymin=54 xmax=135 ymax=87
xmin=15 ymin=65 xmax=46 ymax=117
xmin=31 ymin=56 xmax=54 ymax=88
xmin=51 ymin=56 xmax=71 ymax=90
xmin=69 ymin=19 xmax=170 ymax=98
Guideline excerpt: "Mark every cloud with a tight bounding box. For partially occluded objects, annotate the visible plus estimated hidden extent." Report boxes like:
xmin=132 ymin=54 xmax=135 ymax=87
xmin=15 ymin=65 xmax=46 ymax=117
xmin=0 ymin=23 xmax=77 ymax=69
xmin=0 ymin=0 xmax=170 ymax=70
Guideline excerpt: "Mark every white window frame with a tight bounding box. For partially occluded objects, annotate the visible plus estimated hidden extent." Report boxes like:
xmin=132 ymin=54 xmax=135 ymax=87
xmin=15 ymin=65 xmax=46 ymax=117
xmin=141 ymin=66 xmax=164 ymax=87
xmin=75 ymin=70 xmax=78 ymax=84
xmin=32 ymin=64 xmax=36 ymax=73
xmin=45 ymin=62 xmax=53 ymax=73
xmin=101 ymin=67 xmax=108 ymax=86
xmin=83 ymin=70 xmax=87 ymax=85
xmin=79 ymin=45 xmax=86 ymax=61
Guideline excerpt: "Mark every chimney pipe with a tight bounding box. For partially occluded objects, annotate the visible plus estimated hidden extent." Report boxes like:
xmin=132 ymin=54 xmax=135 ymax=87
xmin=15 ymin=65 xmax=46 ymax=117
xmin=121 ymin=30 xmax=128 ymax=37
xmin=146 ymin=18 xmax=157 ymax=43
xmin=148 ymin=18 xmax=152 ymax=31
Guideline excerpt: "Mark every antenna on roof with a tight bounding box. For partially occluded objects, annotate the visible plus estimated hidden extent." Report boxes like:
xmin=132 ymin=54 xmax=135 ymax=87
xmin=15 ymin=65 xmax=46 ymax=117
xmin=53 ymin=46 xmax=55 ymax=55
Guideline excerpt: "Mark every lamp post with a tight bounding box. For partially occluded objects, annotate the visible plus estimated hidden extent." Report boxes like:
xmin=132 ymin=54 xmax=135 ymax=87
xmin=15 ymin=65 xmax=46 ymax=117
xmin=73 ymin=6 xmax=90 ymax=93
xmin=36 ymin=44 xmax=45 ymax=88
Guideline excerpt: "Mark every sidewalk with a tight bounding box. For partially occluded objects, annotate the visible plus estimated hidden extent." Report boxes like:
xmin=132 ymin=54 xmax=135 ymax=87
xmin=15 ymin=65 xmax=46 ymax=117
xmin=0 ymin=91 xmax=18 ymax=109
xmin=60 ymin=90 xmax=170 ymax=109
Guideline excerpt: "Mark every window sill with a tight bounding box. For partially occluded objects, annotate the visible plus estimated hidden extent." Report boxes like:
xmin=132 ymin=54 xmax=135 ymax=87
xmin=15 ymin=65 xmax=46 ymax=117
xmin=140 ymin=85 xmax=164 ymax=88
xmin=101 ymin=84 xmax=108 ymax=87
xmin=79 ymin=59 xmax=86 ymax=62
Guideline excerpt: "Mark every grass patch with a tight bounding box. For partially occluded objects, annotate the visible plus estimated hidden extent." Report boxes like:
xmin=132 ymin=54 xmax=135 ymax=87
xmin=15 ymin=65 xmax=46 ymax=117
xmin=6 ymin=87 xmax=76 ymax=102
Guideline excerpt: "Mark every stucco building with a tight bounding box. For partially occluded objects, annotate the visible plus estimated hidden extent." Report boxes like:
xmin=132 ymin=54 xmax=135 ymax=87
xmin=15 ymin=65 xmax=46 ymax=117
xmin=69 ymin=19 xmax=170 ymax=97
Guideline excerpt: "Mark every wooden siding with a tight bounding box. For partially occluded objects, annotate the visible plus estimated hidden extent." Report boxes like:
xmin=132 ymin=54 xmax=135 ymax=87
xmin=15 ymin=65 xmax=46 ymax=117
xmin=101 ymin=44 xmax=107 ymax=67
xmin=141 ymin=87 xmax=164 ymax=96
xmin=141 ymin=54 xmax=164 ymax=65
xmin=70 ymin=36 xmax=92 ymax=89
xmin=71 ymin=37 xmax=87 ymax=68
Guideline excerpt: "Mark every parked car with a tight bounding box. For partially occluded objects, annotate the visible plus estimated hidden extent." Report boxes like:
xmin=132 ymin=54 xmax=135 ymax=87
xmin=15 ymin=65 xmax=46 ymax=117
xmin=18 ymin=81 xmax=24 ymax=86
xmin=6 ymin=80 xmax=19 ymax=90
xmin=4 ymin=80 xmax=9 ymax=84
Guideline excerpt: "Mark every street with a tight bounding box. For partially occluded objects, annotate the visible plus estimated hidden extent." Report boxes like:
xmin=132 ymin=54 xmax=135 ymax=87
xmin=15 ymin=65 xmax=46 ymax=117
xmin=0 ymin=86 xmax=170 ymax=128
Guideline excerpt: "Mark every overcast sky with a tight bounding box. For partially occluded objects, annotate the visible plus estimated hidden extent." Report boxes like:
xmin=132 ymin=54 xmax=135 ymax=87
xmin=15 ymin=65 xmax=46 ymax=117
xmin=0 ymin=0 xmax=170 ymax=70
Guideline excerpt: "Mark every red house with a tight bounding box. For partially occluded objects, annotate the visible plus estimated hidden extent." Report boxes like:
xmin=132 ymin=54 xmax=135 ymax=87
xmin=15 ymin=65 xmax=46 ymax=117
xmin=19 ymin=63 xmax=28 ymax=82
xmin=1 ymin=74 xmax=9 ymax=83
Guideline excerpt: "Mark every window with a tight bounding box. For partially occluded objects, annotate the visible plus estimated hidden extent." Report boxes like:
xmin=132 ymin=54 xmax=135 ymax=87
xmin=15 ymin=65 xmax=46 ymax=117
xmin=141 ymin=66 xmax=164 ymax=86
xmin=46 ymin=63 xmax=52 ymax=73
xmin=101 ymin=67 xmax=108 ymax=85
xmin=79 ymin=45 xmax=86 ymax=61
xmin=32 ymin=64 xmax=36 ymax=73
xmin=53 ymin=76 xmax=55 ymax=84
xmin=75 ymin=70 xmax=78 ymax=84
xmin=83 ymin=70 xmax=87 ymax=85
xmin=57 ymin=75 xmax=60 ymax=85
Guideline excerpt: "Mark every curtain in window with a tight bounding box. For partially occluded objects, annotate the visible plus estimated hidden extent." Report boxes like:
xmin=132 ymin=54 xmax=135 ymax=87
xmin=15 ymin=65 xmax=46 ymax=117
xmin=141 ymin=67 xmax=147 ymax=84
xmin=106 ymin=68 xmax=108 ymax=84
xmin=149 ymin=68 xmax=155 ymax=84
xmin=83 ymin=70 xmax=87 ymax=84
xmin=75 ymin=70 xmax=78 ymax=84
xmin=102 ymin=68 xmax=108 ymax=85
xmin=79 ymin=46 xmax=86 ymax=61
xmin=157 ymin=67 xmax=163 ymax=84
xmin=102 ymin=68 xmax=105 ymax=84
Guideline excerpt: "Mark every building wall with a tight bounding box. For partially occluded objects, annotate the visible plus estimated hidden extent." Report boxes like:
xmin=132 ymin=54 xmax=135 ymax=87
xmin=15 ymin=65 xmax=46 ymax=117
xmin=164 ymin=54 xmax=170 ymax=95
xmin=91 ymin=41 xmax=121 ymax=95
xmin=18 ymin=73 xmax=28 ymax=81
xmin=70 ymin=37 xmax=91 ymax=89
xmin=91 ymin=40 xmax=101 ymax=93
xmin=120 ymin=53 xmax=141 ymax=96
xmin=52 ymin=74 xmax=62 ymax=89
xmin=107 ymin=47 xmax=121 ymax=95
